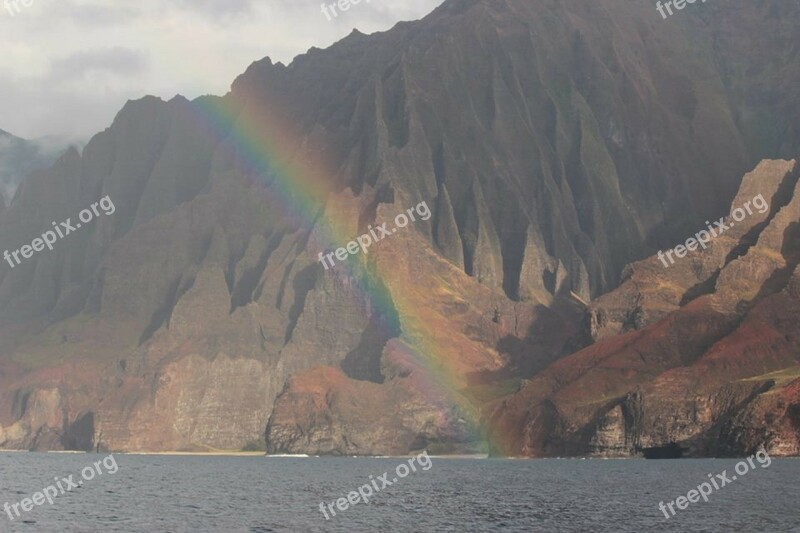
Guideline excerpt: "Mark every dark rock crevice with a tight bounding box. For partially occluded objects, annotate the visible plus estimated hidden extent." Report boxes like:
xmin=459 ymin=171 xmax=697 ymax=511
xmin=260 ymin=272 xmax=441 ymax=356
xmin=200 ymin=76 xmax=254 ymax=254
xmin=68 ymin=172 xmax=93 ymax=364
xmin=138 ymin=272 xmax=197 ymax=346
xmin=61 ymin=411 xmax=95 ymax=452
xmin=230 ymin=231 xmax=284 ymax=313
xmin=284 ymin=263 xmax=322 ymax=345
xmin=340 ymin=314 xmax=397 ymax=384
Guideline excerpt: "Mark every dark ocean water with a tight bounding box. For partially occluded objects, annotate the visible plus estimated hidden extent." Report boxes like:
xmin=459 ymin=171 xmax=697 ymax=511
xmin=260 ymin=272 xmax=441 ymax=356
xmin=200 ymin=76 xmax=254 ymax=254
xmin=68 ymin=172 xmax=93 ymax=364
xmin=0 ymin=453 xmax=798 ymax=532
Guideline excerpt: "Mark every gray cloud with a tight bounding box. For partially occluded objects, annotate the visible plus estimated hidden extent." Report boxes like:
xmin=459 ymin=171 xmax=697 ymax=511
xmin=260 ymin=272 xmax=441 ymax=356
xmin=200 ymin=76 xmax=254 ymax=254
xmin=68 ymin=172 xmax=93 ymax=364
xmin=0 ymin=0 xmax=443 ymax=139
xmin=49 ymin=47 xmax=148 ymax=81
xmin=177 ymin=0 xmax=254 ymax=18
xmin=60 ymin=3 xmax=141 ymax=26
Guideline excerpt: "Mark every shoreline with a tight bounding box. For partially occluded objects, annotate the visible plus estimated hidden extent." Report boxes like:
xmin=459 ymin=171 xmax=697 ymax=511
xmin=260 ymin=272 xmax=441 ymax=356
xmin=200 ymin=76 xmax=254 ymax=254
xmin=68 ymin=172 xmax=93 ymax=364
xmin=1 ymin=449 xmax=797 ymax=459
xmin=122 ymin=451 xmax=268 ymax=457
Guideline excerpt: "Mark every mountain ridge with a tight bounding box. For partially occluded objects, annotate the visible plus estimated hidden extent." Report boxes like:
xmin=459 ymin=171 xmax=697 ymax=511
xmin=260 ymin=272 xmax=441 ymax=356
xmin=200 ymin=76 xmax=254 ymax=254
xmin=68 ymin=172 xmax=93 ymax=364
xmin=0 ymin=0 xmax=799 ymax=455
xmin=0 ymin=129 xmax=80 ymax=205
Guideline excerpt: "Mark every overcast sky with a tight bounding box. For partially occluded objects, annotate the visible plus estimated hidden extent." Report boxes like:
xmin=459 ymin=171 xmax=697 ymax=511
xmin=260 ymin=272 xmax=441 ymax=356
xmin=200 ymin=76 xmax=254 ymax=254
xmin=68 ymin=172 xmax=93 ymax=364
xmin=0 ymin=0 xmax=443 ymax=141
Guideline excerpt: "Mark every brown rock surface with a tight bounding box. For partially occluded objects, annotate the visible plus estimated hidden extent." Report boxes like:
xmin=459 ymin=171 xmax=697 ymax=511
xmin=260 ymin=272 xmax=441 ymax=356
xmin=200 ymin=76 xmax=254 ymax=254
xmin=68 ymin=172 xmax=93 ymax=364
xmin=588 ymin=160 xmax=797 ymax=341
xmin=1 ymin=0 xmax=800 ymax=456
xmin=490 ymin=165 xmax=800 ymax=457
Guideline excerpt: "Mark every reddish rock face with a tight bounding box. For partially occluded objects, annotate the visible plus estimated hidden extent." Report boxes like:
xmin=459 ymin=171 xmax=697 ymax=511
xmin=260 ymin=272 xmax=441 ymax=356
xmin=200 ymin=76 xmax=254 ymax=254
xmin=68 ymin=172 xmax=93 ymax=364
xmin=1 ymin=0 xmax=800 ymax=455
xmin=490 ymin=161 xmax=800 ymax=457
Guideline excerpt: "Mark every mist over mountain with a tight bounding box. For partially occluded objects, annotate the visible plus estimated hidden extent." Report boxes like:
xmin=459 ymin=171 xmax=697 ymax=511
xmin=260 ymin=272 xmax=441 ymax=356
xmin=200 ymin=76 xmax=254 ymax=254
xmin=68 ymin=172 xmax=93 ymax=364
xmin=0 ymin=129 xmax=82 ymax=204
xmin=0 ymin=0 xmax=798 ymax=457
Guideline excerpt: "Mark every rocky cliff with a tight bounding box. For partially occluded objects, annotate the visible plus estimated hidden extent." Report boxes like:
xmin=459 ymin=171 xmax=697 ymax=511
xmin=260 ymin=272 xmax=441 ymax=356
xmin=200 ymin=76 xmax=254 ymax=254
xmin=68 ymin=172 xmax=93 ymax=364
xmin=491 ymin=160 xmax=800 ymax=457
xmin=0 ymin=0 xmax=799 ymax=455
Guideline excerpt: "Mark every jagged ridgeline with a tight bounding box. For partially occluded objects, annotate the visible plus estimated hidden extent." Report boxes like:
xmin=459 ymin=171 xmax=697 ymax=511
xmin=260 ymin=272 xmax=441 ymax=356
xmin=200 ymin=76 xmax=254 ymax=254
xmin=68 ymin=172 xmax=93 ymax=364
xmin=0 ymin=0 xmax=799 ymax=455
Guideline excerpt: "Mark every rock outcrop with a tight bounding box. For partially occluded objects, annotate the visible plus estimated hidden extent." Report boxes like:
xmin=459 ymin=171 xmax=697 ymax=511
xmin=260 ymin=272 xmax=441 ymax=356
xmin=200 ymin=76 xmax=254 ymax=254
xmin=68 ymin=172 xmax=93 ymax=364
xmin=491 ymin=160 xmax=800 ymax=457
xmin=588 ymin=160 xmax=797 ymax=341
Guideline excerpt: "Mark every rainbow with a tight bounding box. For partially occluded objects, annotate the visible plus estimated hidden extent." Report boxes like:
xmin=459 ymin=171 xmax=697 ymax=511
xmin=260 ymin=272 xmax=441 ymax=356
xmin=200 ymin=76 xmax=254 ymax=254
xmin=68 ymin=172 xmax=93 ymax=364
xmin=188 ymin=80 xmax=497 ymax=454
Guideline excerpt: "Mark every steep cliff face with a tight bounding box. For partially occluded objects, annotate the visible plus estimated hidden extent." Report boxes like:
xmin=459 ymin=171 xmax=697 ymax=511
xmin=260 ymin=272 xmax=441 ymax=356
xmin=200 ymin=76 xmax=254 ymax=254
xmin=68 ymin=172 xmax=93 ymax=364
xmin=491 ymin=160 xmax=800 ymax=457
xmin=1 ymin=0 xmax=799 ymax=454
xmin=588 ymin=160 xmax=797 ymax=341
